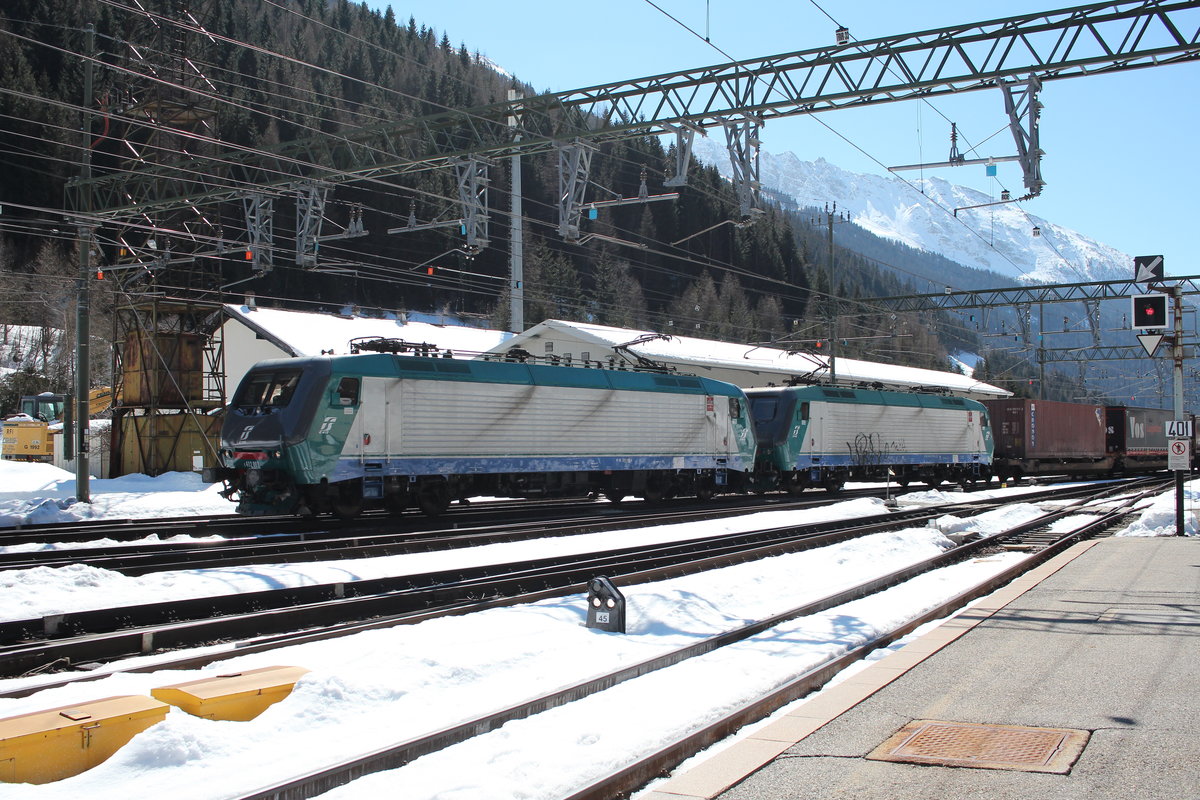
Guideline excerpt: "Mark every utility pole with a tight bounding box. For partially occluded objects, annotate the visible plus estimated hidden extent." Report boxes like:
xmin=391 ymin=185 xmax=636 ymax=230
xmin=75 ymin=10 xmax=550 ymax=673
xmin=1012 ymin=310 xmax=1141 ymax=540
xmin=821 ymin=203 xmax=846 ymax=384
xmin=1172 ymin=283 xmax=1185 ymax=536
xmin=1038 ymin=302 xmax=1045 ymax=399
xmin=73 ymin=23 xmax=95 ymax=503
xmin=508 ymin=90 xmax=524 ymax=333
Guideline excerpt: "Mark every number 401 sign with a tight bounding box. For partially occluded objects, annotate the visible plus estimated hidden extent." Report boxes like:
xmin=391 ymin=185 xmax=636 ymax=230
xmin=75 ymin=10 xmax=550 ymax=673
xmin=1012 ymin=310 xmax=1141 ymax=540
xmin=1166 ymin=419 xmax=1193 ymax=438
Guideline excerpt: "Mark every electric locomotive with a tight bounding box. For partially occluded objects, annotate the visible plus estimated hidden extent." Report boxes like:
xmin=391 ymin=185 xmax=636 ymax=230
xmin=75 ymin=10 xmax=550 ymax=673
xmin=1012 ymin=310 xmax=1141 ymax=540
xmin=205 ymin=348 xmax=757 ymax=517
xmin=746 ymin=384 xmax=994 ymax=493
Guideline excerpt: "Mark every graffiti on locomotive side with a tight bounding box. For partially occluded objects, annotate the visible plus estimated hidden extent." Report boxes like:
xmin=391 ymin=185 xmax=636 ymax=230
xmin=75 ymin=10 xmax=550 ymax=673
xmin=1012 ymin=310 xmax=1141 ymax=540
xmin=848 ymin=432 xmax=899 ymax=466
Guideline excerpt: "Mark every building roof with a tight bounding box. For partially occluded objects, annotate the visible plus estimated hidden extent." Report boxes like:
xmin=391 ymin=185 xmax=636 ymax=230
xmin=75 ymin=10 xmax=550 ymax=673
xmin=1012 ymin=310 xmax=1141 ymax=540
xmin=223 ymin=305 xmax=514 ymax=357
xmin=494 ymin=319 xmax=1011 ymax=398
xmin=220 ymin=310 xmax=1008 ymax=399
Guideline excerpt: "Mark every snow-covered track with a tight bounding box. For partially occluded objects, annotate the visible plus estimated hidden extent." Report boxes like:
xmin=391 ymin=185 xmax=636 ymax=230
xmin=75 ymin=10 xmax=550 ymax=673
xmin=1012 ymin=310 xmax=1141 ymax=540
xmin=0 ymin=503 xmax=966 ymax=679
xmin=0 ymin=480 xmax=1140 ymax=575
xmin=0 ymin=479 xmax=1151 ymax=689
xmin=0 ymin=490 xmax=896 ymax=564
xmin=0 ymin=492 xmax=891 ymax=574
xmin=0 ymin=495 xmax=648 ymax=545
xmin=229 ymin=480 xmax=1166 ymax=800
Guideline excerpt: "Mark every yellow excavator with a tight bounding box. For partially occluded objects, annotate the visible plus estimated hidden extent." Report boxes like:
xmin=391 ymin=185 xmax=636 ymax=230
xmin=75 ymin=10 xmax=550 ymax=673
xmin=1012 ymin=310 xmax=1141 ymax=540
xmin=1 ymin=387 xmax=112 ymax=462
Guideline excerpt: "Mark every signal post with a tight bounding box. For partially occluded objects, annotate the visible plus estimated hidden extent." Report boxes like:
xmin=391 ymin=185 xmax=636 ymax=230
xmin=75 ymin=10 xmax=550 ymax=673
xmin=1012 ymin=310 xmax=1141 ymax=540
xmin=1132 ymin=255 xmax=1189 ymax=536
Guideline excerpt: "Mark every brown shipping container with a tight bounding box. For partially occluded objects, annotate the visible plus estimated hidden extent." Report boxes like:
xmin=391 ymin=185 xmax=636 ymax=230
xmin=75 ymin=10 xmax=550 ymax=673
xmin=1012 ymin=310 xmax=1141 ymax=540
xmin=984 ymin=399 xmax=1107 ymax=460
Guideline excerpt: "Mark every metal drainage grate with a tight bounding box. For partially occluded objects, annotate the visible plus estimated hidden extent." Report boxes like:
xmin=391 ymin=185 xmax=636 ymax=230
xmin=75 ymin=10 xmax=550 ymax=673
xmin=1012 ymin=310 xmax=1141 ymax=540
xmin=866 ymin=720 xmax=1090 ymax=774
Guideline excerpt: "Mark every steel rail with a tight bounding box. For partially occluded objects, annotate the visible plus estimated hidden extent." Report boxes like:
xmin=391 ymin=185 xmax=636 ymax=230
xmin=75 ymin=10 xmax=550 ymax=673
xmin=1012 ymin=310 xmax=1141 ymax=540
xmin=0 ymin=501 xmax=971 ymax=676
xmin=0 ymin=478 xmax=1140 ymax=574
xmin=0 ymin=479 xmax=1151 ymax=681
xmin=0 ymin=485 xmax=911 ymax=552
xmin=232 ymin=479 xmax=1166 ymax=800
xmin=0 ymin=488 xmax=898 ymax=573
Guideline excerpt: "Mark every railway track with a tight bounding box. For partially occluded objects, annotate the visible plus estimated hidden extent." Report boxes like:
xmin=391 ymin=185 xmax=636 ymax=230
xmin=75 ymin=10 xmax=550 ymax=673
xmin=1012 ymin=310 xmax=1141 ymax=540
xmin=226 ymin=477 xmax=1168 ymax=800
xmin=0 ymin=501 xmax=979 ymax=678
xmin=0 ymin=478 xmax=1157 ymax=687
xmin=0 ymin=478 xmax=1135 ymax=575
xmin=0 ymin=493 xmax=881 ymax=574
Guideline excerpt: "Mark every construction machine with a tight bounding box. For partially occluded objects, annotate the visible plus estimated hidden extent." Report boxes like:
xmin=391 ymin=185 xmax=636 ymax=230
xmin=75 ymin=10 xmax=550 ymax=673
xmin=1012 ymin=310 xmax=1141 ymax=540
xmin=1 ymin=387 xmax=112 ymax=462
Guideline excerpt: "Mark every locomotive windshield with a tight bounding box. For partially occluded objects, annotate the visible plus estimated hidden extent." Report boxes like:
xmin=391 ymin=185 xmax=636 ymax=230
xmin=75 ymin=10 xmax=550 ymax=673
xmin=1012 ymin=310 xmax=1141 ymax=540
xmin=747 ymin=391 xmax=798 ymax=446
xmin=751 ymin=396 xmax=779 ymax=424
xmin=234 ymin=369 xmax=302 ymax=412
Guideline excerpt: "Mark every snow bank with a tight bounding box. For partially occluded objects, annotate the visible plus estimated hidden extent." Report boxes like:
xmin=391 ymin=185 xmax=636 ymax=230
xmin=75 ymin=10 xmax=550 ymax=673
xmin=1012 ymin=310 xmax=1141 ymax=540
xmin=0 ymin=462 xmax=235 ymax=528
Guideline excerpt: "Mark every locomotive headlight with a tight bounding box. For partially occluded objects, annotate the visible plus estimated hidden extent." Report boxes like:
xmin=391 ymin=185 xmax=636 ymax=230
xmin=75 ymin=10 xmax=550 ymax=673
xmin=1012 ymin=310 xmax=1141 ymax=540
xmin=274 ymin=450 xmax=282 ymax=458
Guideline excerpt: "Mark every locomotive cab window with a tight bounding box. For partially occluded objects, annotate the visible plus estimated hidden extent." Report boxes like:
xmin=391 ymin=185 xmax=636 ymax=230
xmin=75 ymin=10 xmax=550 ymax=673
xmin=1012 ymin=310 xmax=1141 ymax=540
xmin=334 ymin=377 xmax=360 ymax=405
xmin=750 ymin=397 xmax=778 ymax=423
xmin=728 ymin=397 xmax=741 ymax=419
xmin=235 ymin=370 xmax=302 ymax=413
xmin=798 ymin=402 xmax=810 ymax=421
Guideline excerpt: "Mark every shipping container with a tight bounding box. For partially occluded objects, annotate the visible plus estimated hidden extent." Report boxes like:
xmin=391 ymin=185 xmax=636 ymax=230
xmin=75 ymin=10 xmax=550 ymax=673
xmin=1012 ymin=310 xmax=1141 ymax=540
xmin=1106 ymin=406 xmax=1171 ymax=471
xmin=983 ymin=398 xmax=1110 ymax=479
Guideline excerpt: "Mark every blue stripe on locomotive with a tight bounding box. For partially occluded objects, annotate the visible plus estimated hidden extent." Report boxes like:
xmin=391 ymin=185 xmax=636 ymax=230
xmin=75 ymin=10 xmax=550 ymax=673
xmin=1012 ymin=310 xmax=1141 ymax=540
xmin=328 ymin=453 xmax=736 ymax=483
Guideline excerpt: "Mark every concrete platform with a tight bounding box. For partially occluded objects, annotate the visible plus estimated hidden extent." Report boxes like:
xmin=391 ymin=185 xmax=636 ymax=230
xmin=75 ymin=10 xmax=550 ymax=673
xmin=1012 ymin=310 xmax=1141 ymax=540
xmin=643 ymin=537 xmax=1200 ymax=800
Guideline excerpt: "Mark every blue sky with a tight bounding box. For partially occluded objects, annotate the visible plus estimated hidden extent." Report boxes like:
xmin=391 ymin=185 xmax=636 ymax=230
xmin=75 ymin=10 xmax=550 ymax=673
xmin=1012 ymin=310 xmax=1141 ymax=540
xmin=372 ymin=1 xmax=1200 ymax=281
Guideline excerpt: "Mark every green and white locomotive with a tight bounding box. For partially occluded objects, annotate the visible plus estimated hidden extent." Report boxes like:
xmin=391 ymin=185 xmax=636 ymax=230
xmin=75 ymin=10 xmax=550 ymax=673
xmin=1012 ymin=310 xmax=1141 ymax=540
xmin=207 ymin=347 xmax=758 ymax=517
xmin=746 ymin=385 xmax=994 ymax=493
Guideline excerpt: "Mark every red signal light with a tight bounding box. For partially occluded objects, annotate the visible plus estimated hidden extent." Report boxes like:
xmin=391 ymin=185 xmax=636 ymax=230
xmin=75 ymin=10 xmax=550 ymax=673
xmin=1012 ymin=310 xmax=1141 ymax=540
xmin=1132 ymin=294 xmax=1168 ymax=330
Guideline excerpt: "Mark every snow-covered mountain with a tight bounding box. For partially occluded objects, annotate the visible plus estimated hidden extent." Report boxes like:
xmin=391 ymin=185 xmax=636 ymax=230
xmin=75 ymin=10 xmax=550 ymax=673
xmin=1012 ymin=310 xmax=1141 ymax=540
xmin=692 ymin=138 xmax=1128 ymax=285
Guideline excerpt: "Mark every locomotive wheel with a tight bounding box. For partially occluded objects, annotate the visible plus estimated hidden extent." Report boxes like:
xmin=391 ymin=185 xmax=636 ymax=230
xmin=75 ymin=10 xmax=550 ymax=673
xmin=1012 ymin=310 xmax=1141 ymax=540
xmin=642 ymin=475 xmax=669 ymax=503
xmin=417 ymin=482 xmax=451 ymax=517
xmin=823 ymin=479 xmax=844 ymax=494
xmin=332 ymin=481 xmax=364 ymax=520
xmin=604 ymin=490 xmax=626 ymax=503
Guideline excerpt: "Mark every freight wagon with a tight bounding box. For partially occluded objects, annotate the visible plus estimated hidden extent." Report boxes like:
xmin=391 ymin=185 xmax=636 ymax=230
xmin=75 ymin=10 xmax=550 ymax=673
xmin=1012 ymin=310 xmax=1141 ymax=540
xmin=985 ymin=399 xmax=1110 ymax=481
xmin=1106 ymin=405 xmax=1172 ymax=473
xmin=983 ymin=399 xmax=1177 ymax=480
xmin=747 ymin=385 xmax=993 ymax=492
xmin=207 ymin=350 xmax=757 ymax=517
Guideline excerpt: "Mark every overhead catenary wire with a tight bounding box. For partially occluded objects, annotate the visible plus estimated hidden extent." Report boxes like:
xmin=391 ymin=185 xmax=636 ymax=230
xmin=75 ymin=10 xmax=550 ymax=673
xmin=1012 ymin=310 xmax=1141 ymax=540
xmin=0 ymin=3 xmax=1053 ymax=364
xmin=643 ymin=0 xmax=1084 ymax=286
xmin=0 ymin=3 xmax=916 ymax=316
